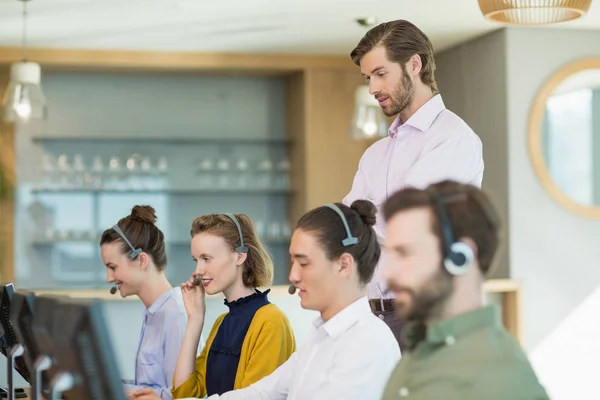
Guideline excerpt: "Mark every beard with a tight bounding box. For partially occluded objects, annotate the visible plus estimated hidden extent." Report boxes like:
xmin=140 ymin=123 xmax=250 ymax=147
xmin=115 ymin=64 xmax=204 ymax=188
xmin=390 ymin=268 xmax=453 ymax=323
xmin=379 ymin=66 xmax=414 ymax=117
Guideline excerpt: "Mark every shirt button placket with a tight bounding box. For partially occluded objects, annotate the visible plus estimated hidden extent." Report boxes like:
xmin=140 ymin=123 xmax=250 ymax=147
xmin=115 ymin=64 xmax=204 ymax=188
xmin=398 ymin=387 xmax=409 ymax=397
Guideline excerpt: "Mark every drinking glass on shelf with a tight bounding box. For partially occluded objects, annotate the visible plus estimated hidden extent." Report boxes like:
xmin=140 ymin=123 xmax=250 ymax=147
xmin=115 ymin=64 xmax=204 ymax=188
xmin=91 ymin=156 xmax=104 ymax=189
xmin=257 ymin=159 xmax=273 ymax=190
xmin=41 ymin=154 xmax=56 ymax=189
xmin=140 ymin=156 xmax=152 ymax=189
xmin=216 ymin=158 xmax=231 ymax=189
xmin=197 ymin=159 xmax=215 ymax=189
xmin=157 ymin=156 xmax=169 ymax=189
xmin=267 ymin=221 xmax=281 ymax=242
xmin=276 ymin=158 xmax=291 ymax=190
xmin=157 ymin=156 xmax=168 ymax=174
xmin=254 ymin=220 xmax=266 ymax=239
xmin=236 ymin=159 xmax=250 ymax=189
xmin=56 ymin=154 xmax=71 ymax=189
xmin=126 ymin=153 xmax=142 ymax=190
xmin=280 ymin=220 xmax=291 ymax=240
xmin=72 ymin=154 xmax=85 ymax=188
xmin=108 ymin=156 xmax=122 ymax=190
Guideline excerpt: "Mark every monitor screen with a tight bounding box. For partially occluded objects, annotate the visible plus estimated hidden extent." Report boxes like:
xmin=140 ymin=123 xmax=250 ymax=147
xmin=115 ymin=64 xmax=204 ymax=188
xmin=31 ymin=294 xmax=67 ymax=394
xmin=0 ymin=283 xmax=31 ymax=384
xmin=51 ymin=299 xmax=126 ymax=400
xmin=10 ymin=291 xmax=38 ymax=377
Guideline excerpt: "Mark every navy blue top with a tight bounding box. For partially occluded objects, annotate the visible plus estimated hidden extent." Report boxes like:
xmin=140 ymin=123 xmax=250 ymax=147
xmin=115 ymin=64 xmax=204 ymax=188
xmin=205 ymin=289 xmax=271 ymax=396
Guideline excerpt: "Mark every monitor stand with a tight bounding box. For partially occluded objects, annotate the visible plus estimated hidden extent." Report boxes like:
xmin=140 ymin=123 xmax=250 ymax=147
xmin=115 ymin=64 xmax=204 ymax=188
xmin=6 ymin=345 xmax=27 ymax=400
xmin=32 ymin=356 xmax=51 ymax=400
xmin=49 ymin=372 xmax=74 ymax=400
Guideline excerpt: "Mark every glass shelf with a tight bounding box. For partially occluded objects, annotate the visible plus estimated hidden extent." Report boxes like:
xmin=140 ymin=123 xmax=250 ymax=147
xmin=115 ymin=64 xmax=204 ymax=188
xmin=31 ymin=136 xmax=293 ymax=145
xmin=30 ymin=188 xmax=293 ymax=195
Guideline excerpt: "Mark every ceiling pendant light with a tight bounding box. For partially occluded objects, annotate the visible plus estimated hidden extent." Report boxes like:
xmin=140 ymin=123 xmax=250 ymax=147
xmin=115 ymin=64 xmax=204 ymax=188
xmin=350 ymin=85 xmax=388 ymax=140
xmin=2 ymin=0 xmax=47 ymax=123
xmin=478 ymin=0 xmax=592 ymax=25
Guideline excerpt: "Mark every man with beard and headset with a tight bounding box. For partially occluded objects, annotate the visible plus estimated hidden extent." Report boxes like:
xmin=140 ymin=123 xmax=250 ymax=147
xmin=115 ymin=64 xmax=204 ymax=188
xmin=379 ymin=180 xmax=549 ymax=400
xmin=343 ymin=19 xmax=484 ymax=351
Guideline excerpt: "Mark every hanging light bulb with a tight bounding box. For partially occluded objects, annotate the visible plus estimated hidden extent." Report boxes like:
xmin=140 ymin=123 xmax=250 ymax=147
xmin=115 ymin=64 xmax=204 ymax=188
xmin=350 ymin=85 xmax=388 ymax=140
xmin=1 ymin=0 xmax=47 ymax=123
xmin=2 ymin=61 xmax=46 ymax=122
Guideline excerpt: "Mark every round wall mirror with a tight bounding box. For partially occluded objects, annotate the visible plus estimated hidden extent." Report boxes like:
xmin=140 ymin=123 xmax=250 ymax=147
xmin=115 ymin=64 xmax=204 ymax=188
xmin=529 ymin=58 xmax=600 ymax=218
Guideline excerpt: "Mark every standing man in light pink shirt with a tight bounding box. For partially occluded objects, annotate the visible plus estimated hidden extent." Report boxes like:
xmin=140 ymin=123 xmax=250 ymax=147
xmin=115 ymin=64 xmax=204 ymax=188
xmin=343 ymin=20 xmax=484 ymax=350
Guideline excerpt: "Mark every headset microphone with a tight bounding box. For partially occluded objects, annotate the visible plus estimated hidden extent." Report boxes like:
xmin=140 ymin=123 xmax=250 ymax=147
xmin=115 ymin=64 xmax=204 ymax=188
xmin=193 ymin=277 xmax=201 ymax=286
xmin=109 ymin=286 xmax=117 ymax=295
xmin=288 ymin=284 xmax=296 ymax=295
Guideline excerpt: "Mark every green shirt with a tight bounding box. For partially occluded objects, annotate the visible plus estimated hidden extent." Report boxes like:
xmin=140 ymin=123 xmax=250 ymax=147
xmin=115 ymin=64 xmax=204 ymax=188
xmin=382 ymin=305 xmax=550 ymax=400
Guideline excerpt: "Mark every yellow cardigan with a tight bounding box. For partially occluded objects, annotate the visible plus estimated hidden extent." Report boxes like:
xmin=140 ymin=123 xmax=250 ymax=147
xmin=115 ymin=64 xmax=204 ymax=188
xmin=171 ymin=303 xmax=296 ymax=399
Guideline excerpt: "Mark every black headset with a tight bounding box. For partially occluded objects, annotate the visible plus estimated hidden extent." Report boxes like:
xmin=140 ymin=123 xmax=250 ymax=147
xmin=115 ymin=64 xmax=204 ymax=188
xmin=427 ymin=188 xmax=474 ymax=276
xmin=222 ymin=213 xmax=249 ymax=253
xmin=112 ymin=224 xmax=142 ymax=260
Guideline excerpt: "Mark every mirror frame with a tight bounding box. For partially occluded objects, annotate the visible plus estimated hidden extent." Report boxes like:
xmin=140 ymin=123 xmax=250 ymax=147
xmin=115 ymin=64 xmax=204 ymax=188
xmin=528 ymin=57 xmax=600 ymax=219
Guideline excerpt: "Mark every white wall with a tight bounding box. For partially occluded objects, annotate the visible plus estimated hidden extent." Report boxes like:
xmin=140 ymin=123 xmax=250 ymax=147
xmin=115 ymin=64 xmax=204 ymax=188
xmin=505 ymin=28 xmax=600 ymax=399
xmin=505 ymin=26 xmax=600 ymax=350
xmin=437 ymin=27 xmax=600 ymax=399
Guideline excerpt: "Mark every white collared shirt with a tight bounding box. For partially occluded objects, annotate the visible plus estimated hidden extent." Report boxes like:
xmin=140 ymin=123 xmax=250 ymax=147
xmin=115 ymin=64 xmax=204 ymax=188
xmin=204 ymin=296 xmax=401 ymax=400
xmin=343 ymin=95 xmax=484 ymax=299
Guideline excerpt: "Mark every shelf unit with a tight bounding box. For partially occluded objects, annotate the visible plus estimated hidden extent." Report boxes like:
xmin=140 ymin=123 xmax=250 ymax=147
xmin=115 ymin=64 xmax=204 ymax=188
xmin=30 ymin=188 xmax=293 ymax=195
xmin=14 ymin=70 xmax=299 ymax=289
xmin=0 ymin=47 xmax=374 ymax=293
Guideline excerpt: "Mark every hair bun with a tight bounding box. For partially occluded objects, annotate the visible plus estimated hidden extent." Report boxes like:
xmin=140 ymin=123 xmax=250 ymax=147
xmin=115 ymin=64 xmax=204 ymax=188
xmin=351 ymin=200 xmax=377 ymax=227
xmin=130 ymin=205 xmax=157 ymax=224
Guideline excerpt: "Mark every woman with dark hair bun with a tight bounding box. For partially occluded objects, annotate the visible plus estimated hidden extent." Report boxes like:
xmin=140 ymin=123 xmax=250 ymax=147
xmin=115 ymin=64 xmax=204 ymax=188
xmin=100 ymin=205 xmax=196 ymax=399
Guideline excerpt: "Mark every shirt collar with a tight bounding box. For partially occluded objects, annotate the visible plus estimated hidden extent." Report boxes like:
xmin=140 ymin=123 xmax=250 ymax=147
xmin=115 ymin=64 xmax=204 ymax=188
xmin=146 ymin=287 xmax=177 ymax=316
xmin=403 ymin=304 xmax=502 ymax=350
xmin=313 ymin=296 xmax=371 ymax=339
xmin=388 ymin=94 xmax=446 ymax=138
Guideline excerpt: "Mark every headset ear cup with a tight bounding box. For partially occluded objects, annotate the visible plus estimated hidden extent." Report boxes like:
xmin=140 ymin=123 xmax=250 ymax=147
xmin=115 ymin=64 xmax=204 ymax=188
xmin=444 ymin=242 xmax=474 ymax=276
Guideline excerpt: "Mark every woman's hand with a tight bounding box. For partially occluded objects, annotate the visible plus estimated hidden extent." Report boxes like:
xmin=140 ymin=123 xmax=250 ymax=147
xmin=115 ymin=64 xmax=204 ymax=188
xmin=128 ymin=388 xmax=160 ymax=400
xmin=180 ymin=275 xmax=206 ymax=321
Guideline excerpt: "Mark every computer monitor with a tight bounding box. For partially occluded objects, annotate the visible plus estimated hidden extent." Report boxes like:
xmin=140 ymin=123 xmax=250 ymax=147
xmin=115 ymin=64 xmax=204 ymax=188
xmin=9 ymin=291 xmax=37 ymax=377
xmin=30 ymin=294 xmax=67 ymax=397
xmin=0 ymin=283 xmax=30 ymax=399
xmin=50 ymin=299 xmax=126 ymax=400
xmin=11 ymin=290 xmax=58 ymax=400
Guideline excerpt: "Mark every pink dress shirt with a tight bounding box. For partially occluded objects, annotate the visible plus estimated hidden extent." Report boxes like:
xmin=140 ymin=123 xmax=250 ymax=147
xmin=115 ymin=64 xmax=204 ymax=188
xmin=343 ymin=94 xmax=484 ymax=299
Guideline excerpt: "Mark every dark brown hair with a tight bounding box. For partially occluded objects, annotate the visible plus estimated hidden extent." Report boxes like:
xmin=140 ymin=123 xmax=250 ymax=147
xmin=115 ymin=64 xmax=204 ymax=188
xmin=350 ymin=19 xmax=438 ymax=93
xmin=100 ymin=205 xmax=168 ymax=271
xmin=190 ymin=214 xmax=273 ymax=288
xmin=383 ymin=180 xmax=501 ymax=275
xmin=296 ymin=200 xmax=380 ymax=286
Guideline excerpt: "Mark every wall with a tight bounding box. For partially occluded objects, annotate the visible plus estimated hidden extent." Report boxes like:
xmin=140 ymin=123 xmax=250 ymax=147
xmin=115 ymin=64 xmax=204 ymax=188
xmin=435 ymin=29 xmax=510 ymax=280
xmin=505 ymin=27 xmax=600 ymax=348
xmin=505 ymin=28 xmax=600 ymax=399
xmin=437 ymin=27 xmax=600 ymax=399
